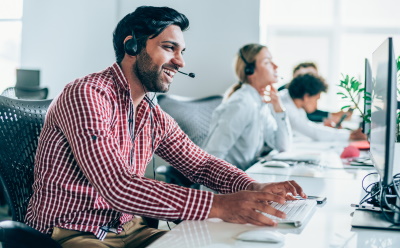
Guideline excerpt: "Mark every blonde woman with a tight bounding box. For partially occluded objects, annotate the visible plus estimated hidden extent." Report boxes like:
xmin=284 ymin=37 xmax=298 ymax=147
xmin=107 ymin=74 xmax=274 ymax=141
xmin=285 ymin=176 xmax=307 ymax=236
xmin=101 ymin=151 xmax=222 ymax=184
xmin=204 ymin=44 xmax=292 ymax=171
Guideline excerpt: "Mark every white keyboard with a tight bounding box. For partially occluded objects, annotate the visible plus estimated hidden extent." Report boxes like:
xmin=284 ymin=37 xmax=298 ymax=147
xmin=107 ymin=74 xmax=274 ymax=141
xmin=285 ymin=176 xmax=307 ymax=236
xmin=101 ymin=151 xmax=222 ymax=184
xmin=262 ymin=199 xmax=317 ymax=227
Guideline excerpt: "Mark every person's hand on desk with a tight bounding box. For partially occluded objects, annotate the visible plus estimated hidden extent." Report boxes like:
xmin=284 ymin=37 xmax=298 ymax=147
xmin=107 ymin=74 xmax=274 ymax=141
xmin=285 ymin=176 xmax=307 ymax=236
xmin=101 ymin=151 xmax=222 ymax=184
xmin=331 ymin=110 xmax=353 ymax=122
xmin=349 ymin=128 xmax=367 ymax=141
xmin=323 ymin=110 xmax=353 ymax=128
xmin=208 ymin=181 xmax=306 ymax=226
xmin=247 ymin=181 xmax=307 ymax=200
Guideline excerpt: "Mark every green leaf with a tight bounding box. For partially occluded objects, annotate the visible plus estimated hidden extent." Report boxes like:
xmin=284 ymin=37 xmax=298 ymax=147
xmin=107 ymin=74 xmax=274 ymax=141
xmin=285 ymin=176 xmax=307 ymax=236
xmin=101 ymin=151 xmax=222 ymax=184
xmin=341 ymin=105 xmax=351 ymax=110
xmin=350 ymin=78 xmax=361 ymax=92
xmin=397 ymin=55 xmax=400 ymax=71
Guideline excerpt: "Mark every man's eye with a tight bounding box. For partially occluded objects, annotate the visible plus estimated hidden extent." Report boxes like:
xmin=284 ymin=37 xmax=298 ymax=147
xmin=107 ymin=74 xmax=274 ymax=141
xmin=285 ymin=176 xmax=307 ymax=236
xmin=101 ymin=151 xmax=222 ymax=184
xmin=164 ymin=46 xmax=174 ymax=51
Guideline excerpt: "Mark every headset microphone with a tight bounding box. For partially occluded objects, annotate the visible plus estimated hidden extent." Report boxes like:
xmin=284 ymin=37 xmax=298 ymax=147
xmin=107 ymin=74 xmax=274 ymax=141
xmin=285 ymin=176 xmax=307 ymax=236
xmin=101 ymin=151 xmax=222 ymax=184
xmin=178 ymin=71 xmax=195 ymax=78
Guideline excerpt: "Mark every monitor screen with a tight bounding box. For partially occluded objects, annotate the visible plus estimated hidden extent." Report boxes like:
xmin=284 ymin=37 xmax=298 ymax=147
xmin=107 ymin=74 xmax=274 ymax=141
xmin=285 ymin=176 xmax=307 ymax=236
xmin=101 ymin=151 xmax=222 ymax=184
xmin=16 ymin=69 xmax=40 ymax=89
xmin=362 ymin=58 xmax=372 ymax=138
xmin=369 ymin=37 xmax=397 ymax=187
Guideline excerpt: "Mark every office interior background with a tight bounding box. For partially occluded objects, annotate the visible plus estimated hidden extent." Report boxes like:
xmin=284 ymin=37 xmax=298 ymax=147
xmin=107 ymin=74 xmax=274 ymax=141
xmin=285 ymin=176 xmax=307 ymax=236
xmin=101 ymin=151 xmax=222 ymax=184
xmin=1 ymin=0 xmax=400 ymax=112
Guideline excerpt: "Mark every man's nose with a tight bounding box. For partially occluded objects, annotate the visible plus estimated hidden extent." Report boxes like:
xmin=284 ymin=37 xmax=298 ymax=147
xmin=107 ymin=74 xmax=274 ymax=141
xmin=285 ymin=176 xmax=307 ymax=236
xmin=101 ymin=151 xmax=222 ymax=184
xmin=172 ymin=53 xmax=185 ymax=69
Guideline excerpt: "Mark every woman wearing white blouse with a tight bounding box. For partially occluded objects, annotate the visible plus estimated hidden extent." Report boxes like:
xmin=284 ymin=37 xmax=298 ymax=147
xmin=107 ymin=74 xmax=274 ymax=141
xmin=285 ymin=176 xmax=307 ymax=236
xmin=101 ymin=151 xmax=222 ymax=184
xmin=203 ymin=44 xmax=292 ymax=171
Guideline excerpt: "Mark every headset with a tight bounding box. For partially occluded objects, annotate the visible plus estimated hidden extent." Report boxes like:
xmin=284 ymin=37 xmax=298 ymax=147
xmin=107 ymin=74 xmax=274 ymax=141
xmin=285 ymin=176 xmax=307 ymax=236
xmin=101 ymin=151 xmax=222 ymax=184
xmin=124 ymin=31 xmax=139 ymax=56
xmin=123 ymin=30 xmax=196 ymax=78
xmin=239 ymin=48 xmax=255 ymax=76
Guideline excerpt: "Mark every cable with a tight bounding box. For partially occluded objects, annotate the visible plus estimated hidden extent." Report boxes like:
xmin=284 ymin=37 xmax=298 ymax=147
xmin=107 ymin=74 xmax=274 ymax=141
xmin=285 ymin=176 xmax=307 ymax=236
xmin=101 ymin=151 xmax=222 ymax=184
xmin=167 ymin=221 xmax=171 ymax=230
xmin=359 ymin=173 xmax=400 ymax=225
xmin=359 ymin=172 xmax=380 ymax=205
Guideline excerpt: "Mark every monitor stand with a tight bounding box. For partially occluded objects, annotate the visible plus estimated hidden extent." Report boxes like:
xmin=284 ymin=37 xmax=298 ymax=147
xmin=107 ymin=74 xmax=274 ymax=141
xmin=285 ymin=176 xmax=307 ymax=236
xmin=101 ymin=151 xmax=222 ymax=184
xmin=351 ymin=209 xmax=400 ymax=231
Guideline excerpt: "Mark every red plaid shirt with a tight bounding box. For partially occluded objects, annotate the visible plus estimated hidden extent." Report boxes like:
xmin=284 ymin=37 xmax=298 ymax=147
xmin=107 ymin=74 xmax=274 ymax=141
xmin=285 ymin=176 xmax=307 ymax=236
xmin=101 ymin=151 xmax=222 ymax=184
xmin=25 ymin=63 xmax=254 ymax=239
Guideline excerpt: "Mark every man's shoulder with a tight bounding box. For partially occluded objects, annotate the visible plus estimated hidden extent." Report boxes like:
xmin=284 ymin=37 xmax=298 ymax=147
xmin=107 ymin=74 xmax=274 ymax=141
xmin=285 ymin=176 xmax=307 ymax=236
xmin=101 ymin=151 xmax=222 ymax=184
xmin=63 ymin=66 xmax=119 ymax=97
xmin=153 ymin=104 xmax=174 ymax=122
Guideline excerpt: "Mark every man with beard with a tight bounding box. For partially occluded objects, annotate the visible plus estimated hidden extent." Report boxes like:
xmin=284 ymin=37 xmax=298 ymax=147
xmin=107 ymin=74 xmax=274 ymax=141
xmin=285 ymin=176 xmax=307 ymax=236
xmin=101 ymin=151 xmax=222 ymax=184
xmin=25 ymin=6 xmax=307 ymax=248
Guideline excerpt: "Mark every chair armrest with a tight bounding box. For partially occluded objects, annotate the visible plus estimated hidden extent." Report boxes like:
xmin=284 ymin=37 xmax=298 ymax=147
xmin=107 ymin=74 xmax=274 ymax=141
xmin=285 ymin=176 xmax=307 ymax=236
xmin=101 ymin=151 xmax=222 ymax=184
xmin=0 ymin=220 xmax=61 ymax=248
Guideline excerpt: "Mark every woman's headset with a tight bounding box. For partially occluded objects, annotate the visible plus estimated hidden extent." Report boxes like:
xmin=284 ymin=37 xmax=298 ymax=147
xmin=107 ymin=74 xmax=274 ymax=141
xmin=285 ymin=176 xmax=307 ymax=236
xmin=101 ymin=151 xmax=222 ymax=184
xmin=239 ymin=49 xmax=255 ymax=75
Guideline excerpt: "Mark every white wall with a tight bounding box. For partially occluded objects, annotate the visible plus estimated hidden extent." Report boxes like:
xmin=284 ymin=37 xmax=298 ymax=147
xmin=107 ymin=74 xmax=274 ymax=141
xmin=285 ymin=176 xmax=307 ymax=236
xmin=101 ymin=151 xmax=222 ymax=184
xmin=21 ymin=0 xmax=260 ymax=99
xmin=21 ymin=0 xmax=117 ymax=98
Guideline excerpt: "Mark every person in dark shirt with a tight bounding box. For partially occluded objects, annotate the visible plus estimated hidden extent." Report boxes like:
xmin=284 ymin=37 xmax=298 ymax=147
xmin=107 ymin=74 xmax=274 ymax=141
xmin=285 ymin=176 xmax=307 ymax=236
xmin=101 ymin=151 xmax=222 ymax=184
xmin=278 ymin=62 xmax=352 ymax=125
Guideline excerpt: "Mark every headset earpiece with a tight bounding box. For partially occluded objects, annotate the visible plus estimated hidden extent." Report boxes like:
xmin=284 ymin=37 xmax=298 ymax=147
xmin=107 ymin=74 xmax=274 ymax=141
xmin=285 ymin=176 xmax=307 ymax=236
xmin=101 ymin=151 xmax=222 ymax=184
xmin=244 ymin=63 xmax=255 ymax=75
xmin=124 ymin=31 xmax=138 ymax=56
xmin=239 ymin=49 xmax=255 ymax=75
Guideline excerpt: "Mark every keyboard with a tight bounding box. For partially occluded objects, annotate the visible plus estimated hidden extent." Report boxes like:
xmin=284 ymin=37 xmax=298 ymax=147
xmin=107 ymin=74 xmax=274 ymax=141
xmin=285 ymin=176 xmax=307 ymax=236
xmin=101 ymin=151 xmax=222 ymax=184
xmin=262 ymin=199 xmax=317 ymax=227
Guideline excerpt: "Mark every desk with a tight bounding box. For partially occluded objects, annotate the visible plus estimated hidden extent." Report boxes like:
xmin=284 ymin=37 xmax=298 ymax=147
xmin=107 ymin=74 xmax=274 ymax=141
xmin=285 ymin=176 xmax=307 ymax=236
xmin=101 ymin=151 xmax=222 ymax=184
xmin=148 ymin=142 xmax=400 ymax=248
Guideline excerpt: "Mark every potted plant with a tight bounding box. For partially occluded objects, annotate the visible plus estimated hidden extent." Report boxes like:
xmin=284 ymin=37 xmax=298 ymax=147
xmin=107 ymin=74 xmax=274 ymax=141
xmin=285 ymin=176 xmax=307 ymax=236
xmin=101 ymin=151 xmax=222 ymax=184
xmin=337 ymin=55 xmax=400 ymax=142
xmin=337 ymin=75 xmax=371 ymax=129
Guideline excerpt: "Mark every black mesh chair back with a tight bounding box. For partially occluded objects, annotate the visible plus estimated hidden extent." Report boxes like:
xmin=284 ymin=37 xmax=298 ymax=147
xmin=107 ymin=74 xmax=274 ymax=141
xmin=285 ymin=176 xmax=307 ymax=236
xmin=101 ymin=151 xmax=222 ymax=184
xmin=1 ymin=87 xmax=49 ymax=100
xmin=0 ymin=96 xmax=52 ymax=222
xmin=0 ymin=88 xmax=16 ymax=99
xmin=156 ymin=95 xmax=223 ymax=189
xmin=157 ymin=95 xmax=223 ymax=148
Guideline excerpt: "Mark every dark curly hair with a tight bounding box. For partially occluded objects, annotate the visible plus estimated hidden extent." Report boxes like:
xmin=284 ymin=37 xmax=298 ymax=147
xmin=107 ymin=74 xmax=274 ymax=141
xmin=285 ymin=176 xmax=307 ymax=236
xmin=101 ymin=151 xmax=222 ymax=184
xmin=113 ymin=6 xmax=189 ymax=63
xmin=288 ymin=73 xmax=328 ymax=99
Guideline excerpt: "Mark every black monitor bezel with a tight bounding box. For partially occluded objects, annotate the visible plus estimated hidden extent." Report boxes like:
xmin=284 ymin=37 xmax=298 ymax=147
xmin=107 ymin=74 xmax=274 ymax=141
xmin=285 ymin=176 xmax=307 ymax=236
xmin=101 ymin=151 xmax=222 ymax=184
xmin=362 ymin=58 xmax=372 ymax=139
xmin=369 ymin=37 xmax=397 ymax=187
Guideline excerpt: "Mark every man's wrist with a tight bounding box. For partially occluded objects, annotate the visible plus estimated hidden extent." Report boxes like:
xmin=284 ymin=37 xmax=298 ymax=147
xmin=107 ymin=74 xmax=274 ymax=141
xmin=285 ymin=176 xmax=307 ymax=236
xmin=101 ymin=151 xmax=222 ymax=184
xmin=208 ymin=194 xmax=221 ymax=218
xmin=246 ymin=182 xmax=261 ymax=191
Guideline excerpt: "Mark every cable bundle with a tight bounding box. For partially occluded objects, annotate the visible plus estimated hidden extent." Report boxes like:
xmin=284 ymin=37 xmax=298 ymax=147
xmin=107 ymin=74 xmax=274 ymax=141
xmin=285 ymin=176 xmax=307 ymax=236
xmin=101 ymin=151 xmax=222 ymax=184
xmin=359 ymin=172 xmax=400 ymax=225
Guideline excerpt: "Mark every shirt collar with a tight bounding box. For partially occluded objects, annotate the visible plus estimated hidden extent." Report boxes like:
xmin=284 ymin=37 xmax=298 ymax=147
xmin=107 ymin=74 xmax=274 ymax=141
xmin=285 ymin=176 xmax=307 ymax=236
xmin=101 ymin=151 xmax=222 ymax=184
xmin=241 ymin=84 xmax=264 ymax=104
xmin=110 ymin=62 xmax=154 ymax=109
xmin=110 ymin=62 xmax=130 ymax=92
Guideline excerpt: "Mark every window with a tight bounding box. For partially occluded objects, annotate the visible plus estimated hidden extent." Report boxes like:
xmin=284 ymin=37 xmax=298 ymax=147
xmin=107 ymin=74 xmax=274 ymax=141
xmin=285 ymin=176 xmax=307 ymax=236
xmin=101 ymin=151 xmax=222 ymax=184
xmin=0 ymin=0 xmax=23 ymax=94
xmin=260 ymin=0 xmax=400 ymax=110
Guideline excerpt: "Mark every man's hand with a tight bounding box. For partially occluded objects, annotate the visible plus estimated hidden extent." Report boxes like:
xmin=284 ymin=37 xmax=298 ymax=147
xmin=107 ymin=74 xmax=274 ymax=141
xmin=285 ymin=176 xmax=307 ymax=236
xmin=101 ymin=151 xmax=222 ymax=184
xmin=330 ymin=110 xmax=353 ymax=123
xmin=247 ymin=181 xmax=307 ymax=199
xmin=208 ymin=191 xmax=286 ymax=226
xmin=208 ymin=180 xmax=307 ymax=226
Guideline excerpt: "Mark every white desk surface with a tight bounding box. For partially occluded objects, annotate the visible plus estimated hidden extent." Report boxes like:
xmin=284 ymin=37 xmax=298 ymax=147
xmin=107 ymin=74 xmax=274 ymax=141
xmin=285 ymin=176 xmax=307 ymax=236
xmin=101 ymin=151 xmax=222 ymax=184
xmin=149 ymin=141 xmax=400 ymax=248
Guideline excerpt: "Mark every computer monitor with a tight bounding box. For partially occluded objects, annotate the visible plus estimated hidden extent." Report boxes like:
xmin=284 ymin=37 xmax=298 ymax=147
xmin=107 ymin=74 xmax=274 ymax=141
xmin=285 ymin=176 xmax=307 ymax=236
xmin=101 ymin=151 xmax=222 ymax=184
xmin=15 ymin=69 xmax=40 ymax=89
xmin=362 ymin=58 xmax=372 ymax=138
xmin=369 ymin=37 xmax=397 ymax=187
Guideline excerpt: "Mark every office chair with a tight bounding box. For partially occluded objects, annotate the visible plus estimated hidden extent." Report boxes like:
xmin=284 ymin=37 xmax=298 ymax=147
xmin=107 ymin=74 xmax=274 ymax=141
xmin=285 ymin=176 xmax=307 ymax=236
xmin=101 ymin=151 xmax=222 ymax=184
xmin=1 ymin=87 xmax=49 ymax=100
xmin=156 ymin=94 xmax=223 ymax=188
xmin=0 ymin=96 xmax=160 ymax=247
xmin=0 ymin=96 xmax=60 ymax=248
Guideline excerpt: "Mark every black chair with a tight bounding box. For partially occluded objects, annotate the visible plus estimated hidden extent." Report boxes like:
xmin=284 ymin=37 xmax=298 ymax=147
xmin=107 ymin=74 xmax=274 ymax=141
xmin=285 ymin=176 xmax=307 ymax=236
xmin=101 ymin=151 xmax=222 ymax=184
xmin=0 ymin=96 xmax=159 ymax=247
xmin=156 ymin=94 xmax=223 ymax=188
xmin=0 ymin=96 xmax=60 ymax=247
xmin=1 ymin=87 xmax=49 ymax=100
